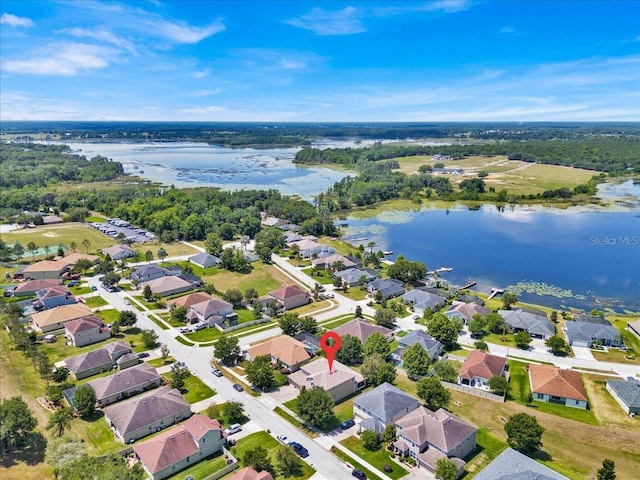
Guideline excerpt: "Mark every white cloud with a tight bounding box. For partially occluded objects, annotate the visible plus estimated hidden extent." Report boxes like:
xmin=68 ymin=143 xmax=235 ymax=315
xmin=285 ymin=7 xmax=365 ymax=36
xmin=500 ymin=26 xmax=514 ymax=34
xmin=0 ymin=13 xmax=33 ymax=27
xmin=180 ymin=105 xmax=227 ymax=115
xmin=238 ymin=49 xmax=312 ymax=70
xmin=2 ymin=42 xmax=112 ymax=76
xmin=191 ymin=69 xmax=211 ymax=79
xmin=58 ymin=27 xmax=135 ymax=52
xmin=150 ymin=19 xmax=225 ymax=43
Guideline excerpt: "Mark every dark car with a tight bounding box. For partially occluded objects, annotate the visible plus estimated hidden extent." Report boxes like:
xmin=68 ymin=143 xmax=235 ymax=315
xmin=289 ymin=442 xmax=309 ymax=458
xmin=352 ymin=470 xmax=367 ymax=479
xmin=232 ymin=383 xmax=243 ymax=392
xmin=137 ymin=352 xmax=150 ymax=358
xmin=341 ymin=419 xmax=355 ymax=430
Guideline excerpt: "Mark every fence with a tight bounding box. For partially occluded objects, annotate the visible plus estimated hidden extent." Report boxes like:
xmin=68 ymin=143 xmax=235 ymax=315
xmin=215 ymin=318 xmax=270 ymax=333
xmin=203 ymin=447 xmax=239 ymax=480
xmin=442 ymin=381 xmax=505 ymax=402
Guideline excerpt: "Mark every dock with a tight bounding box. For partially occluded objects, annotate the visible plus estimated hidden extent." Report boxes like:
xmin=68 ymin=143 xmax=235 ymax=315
xmin=460 ymin=280 xmax=476 ymax=290
xmin=488 ymin=287 xmax=505 ymax=300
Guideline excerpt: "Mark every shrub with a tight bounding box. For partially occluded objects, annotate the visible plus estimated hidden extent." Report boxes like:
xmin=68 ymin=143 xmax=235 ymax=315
xmin=383 ymin=463 xmax=393 ymax=473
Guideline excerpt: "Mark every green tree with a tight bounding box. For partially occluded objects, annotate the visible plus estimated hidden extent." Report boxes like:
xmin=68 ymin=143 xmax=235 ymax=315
xmin=297 ymin=386 xmax=335 ymax=429
xmin=361 ymin=429 xmax=380 ymax=451
xmin=488 ymin=376 xmax=509 ymax=396
xmin=52 ymin=366 xmax=70 ymax=384
xmin=485 ymin=312 xmax=507 ymax=334
xmin=81 ymin=238 xmax=90 ymax=254
xmin=214 ymin=336 xmax=240 ymax=365
xmin=299 ymin=316 xmax=318 ymax=334
xmin=355 ymin=305 xmax=363 ymax=317
xmin=386 ymin=257 xmax=427 ymax=283
xmin=224 ymin=288 xmax=244 ymax=307
xmin=403 ymin=342 xmax=431 ymax=377
xmin=279 ymin=313 xmax=300 ymax=336
xmin=374 ymin=308 xmax=396 ymax=329
xmin=204 ymin=232 xmax=223 ymax=256
xmin=170 ymin=361 xmax=190 ymax=390
xmin=468 ymin=315 xmax=486 ymax=338
xmin=246 ymin=355 xmax=275 ymax=390
xmin=502 ymin=292 xmax=518 ymax=310
xmin=474 ymin=340 xmax=489 ymax=351
xmin=433 ymin=360 xmax=459 ymax=383
xmin=72 ymin=385 xmax=96 ymax=417
xmin=101 ymin=271 xmax=121 ymax=287
xmin=142 ymin=284 xmax=153 ymax=300
xmin=435 ymin=457 xmax=458 ymax=480
xmin=157 ymin=247 xmax=168 ymax=262
xmin=74 ymin=258 xmax=93 ymax=274
xmin=11 ymin=242 xmax=25 ymax=260
xmin=546 ymin=335 xmax=570 ymax=356
xmin=69 ymin=241 xmax=78 ymax=253
xmin=382 ymin=424 xmax=397 ymax=444
xmin=56 ymin=453 xmax=145 ymax=480
xmin=144 ymin=250 xmax=153 ymax=263
xmin=416 ymin=377 xmax=450 ymax=410
xmin=427 ymin=314 xmax=460 ymax=349
xmin=361 ymin=353 xmax=396 ymax=387
xmin=141 ymin=329 xmax=158 ymax=349
xmin=171 ymin=305 xmax=188 ymax=322
xmin=222 ymin=401 xmax=247 ymax=424
xmin=514 ymin=331 xmax=532 ymax=349
xmin=364 ymin=332 xmax=391 ymax=358
xmin=596 ymin=459 xmax=616 ymax=480
xmin=46 ymin=408 xmax=73 ymax=437
xmin=118 ymin=310 xmax=137 ymax=327
xmin=275 ymin=445 xmax=302 ymax=477
xmin=0 ymin=396 xmax=38 ymax=451
xmin=243 ymin=446 xmax=273 ymax=473
xmin=244 ymin=287 xmax=259 ymax=304
xmin=45 ymin=435 xmax=85 ymax=471
xmin=26 ymin=241 xmax=38 ymax=262
xmin=159 ymin=344 xmax=170 ymax=361
xmin=252 ymin=300 xmax=264 ymax=319
xmin=336 ymin=334 xmax=364 ymax=365
xmin=504 ymin=413 xmax=544 ymax=455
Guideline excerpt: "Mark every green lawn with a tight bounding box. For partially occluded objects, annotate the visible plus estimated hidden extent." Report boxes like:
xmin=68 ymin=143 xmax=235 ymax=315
xmin=273 ymin=406 xmax=319 ymax=438
xmin=157 ymin=312 xmax=185 ymax=328
xmin=147 ymin=357 xmax=176 ymax=368
xmin=463 ymin=428 xmax=508 ymax=478
xmin=70 ymin=285 xmax=94 ymax=295
xmin=40 ymin=328 xmax=144 ymax=363
xmin=283 ymin=396 xmax=352 ymax=433
xmin=2 ymin=223 xmax=116 ymax=256
xmin=340 ymin=436 xmax=408 ymax=480
xmin=301 ymin=267 xmax=335 ymax=284
xmin=507 ymin=361 xmax=599 ymax=425
xmin=161 ymin=374 xmax=216 ymax=404
xmin=230 ymin=431 xmax=316 ymax=480
xmin=167 ymin=451 xmax=228 ymax=480
xmin=330 ymin=446 xmax=382 ymax=480
xmin=95 ymin=308 xmax=120 ymax=324
xmin=199 ymin=262 xmax=290 ymax=296
xmin=319 ymin=315 xmax=358 ymax=330
xmin=81 ymin=411 xmax=124 ymax=455
xmin=340 ymin=289 xmax=368 ymax=301
xmin=84 ymin=296 xmax=108 ymax=308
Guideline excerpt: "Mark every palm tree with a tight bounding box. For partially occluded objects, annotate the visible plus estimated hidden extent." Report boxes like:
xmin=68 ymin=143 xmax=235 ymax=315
xmin=46 ymin=408 xmax=73 ymax=437
xmin=27 ymin=242 xmax=38 ymax=262
xmin=82 ymin=238 xmax=90 ymax=254
xmin=157 ymin=247 xmax=168 ymax=263
xmin=70 ymin=241 xmax=78 ymax=253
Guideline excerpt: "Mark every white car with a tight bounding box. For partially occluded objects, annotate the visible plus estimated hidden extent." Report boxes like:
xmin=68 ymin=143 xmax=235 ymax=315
xmin=277 ymin=435 xmax=289 ymax=444
xmin=124 ymin=299 xmax=131 ymax=305
xmin=225 ymin=423 xmax=242 ymax=435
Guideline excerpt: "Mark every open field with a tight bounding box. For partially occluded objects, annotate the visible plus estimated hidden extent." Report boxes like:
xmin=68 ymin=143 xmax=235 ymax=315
xmin=2 ymin=223 xmax=116 ymax=256
xmin=199 ymin=262 xmax=291 ymax=296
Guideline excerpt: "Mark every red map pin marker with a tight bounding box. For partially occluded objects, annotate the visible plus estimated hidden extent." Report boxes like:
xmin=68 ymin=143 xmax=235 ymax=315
xmin=320 ymin=331 xmax=341 ymax=373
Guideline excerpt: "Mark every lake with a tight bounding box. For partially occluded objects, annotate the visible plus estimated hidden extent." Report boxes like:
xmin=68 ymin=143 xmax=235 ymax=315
xmin=343 ymin=198 xmax=640 ymax=312
xmin=66 ymin=142 xmax=347 ymax=200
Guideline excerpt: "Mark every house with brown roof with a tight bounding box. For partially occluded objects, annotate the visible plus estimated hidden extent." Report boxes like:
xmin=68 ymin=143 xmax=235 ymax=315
xmin=311 ymin=254 xmax=356 ymax=270
xmin=458 ymin=350 xmax=507 ymax=390
xmin=166 ymin=292 xmax=213 ymax=309
xmin=188 ymin=297 xmax=234 ymax=325
xmin=102 ymin=244 xmax=137 ymax=261
xmin=13 ymin=279 xmax=62 ymax=297
xmin=333 ymin=318 xmax=393 ymax=344
xmin=268 ymin=285 xmax=310 ymax=311
xmin=86 ymin=362 xmax=161 ymax=407
xmin=31 ymin=303 xmax=92 ymax=333
xmin=64 ymin=341 xmax=133 ymax=379
xmin=34 ymin=285 xmax=75 ymax=310
xmin=58 ymin=253 xmax=100 ymax=268
xmin=445 ymin=301 xmax=491 ymax=325
xmin=65 ymin=315 xmax=111 ymax=347
xmin=245 ymin=335 xmax=311 ymax=372
xmin=227 ymin=467 xmax=273 ymax=480
xmin=393 ymin=407 xmax=477 ymax=476
xmin=18 ymin=260 xmax=68 ymax=280
xmin=133 ymin=414 xmax=226 ymax=480
xmin=140 ymin=276 xmax=194 ymax=297
xmin=528 ymin=364 xmax=588 ymax=409
xmin=104 ymin=385 xmax=192 ymax=443
xmin=289 ymin=358 xmax=365 ymax=402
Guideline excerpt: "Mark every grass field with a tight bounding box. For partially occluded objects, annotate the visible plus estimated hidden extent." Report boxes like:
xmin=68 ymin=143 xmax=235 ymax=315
xmin=166 ymin=451 xmax=227 ymax=480
xmin=340 ymin=435 xmax=409 ymax=480
xmin=199 ymin=262 xmax=291 ymax=296
xmin=180 ymin=375 xmax=216 ymax=404
xmin=83 ymin=296 xmax=108 ymax=308
xmin=230 ymin=431 xmax=316 ymax=480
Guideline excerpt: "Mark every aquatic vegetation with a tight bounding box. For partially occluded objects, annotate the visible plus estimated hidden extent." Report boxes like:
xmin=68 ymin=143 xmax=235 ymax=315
xmin=376 ymin=210 xmax=415 ymax=224
xmin=507 ymin=281 xmax=575 ymax=298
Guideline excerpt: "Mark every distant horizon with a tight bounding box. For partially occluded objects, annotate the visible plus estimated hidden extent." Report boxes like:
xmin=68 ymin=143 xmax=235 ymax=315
xmin=3 ymin=120 xmax=640 ymax=125
xmin=1 ymin=1 xmax=638 ymax=122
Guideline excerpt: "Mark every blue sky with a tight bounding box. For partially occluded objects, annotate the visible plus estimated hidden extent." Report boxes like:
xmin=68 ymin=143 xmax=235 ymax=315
xmin=1 ymin=0 xmax=638 ymax=121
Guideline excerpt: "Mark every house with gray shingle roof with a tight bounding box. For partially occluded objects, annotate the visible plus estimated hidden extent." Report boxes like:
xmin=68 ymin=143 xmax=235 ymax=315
xmin=131 ymin=265 xmax=173 ymax=283
xmin=564 ymin=321 xmax=622 ymax=347
xmin=102 ymin=245 xmax=137 ymax=261
xmin=104 ymin=385 xmax=192 ymax=443
xmin=353 ymin=382 xmax=421 ymax=435
xmin=189 ymin=253 xmax=221 ymax=269
xmin=606 ymin=378 xmax=640 ymax=415
xmin=395 ymin=330 xmax=443 ymax=361
xmin=86 ymin=362 xmax=161 ymax=407
xmin=334 ymin=268 xmax=378 ymax=287
xmin=498 ymin=309 xmax=555 ymax=339
xmin=402 ymin=289 xmax=447 ymax=317
xmin=367 ymin=278 xmax=405 ymax=301
xmin=64 ymin=341 xmax=133 ymax=379
xmin=474 ymin=447 xmax=569 ymax=480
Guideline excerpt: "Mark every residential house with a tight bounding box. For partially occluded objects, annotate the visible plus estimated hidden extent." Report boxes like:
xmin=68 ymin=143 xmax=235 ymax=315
xmin=458 ymin=350 xmax=507 ymax=390
xmin=367 ymin=278 xmax=405 ymax=301
xmin=498 ymin=309 xmax=555 ymax=339
xmin=444 ymin=301 xmax=491 ymax=325
xmin=58 ymin=253 xmax=100 ymax=269
xmin=104 ymin=385 xmax=192 ymax=443
xmin=227 ymin=467 xmax=274 ymax=480
xmin=333 ymin=268 xmax=378 ymax=287
xmin=353 ymin=382 xmax=421 ymax=435
xmin=64 ymin=341 xmax=133 ymax=380
xmin=393 ymin=407 xmax=477 ymax=475
xmin=31 ymin=304 xmax=92 ymax=333
xmin=333 ymin=318 xmax=393 ymax=345
xmin=474 ymin=447 xmax=569 ymax=480
xmin=18 ymin=260 xmax=68 ymax=280
xmin=395 ymin=330 xmax=443 ymax=362
xmin=42 ymin=214 xmax=63 ymax=224
xmin=268 ymin=285 xmax=311 ymax=311
xmin=33 ymin=285 xmax=75 ymax=310
xmin=262 ymin=216 xmax=285 ymax=228
xmin=86 ymin=363 xmax=161 ymax=407
xmin=564 ymin=321 xmax=622 ymax=347
xmin=605 ymin=378 xmax=640 ymax=415
xmin=65 ymin=315 xmax=111 ymax=347
xmin=140 ymin=276 xmax=194 ymax=297
xmin=133 ymin=414 xmax=226 ymax=480
xmin=131 ymin=265 xmax=174 ymax=283
xmin=402 ymin=289 xmax=447 ymax=312
xmin=13 ymin=279 xmax=62 ymax=297
xmin=188 ymin=253 xmax=221 ymax=269
xmin=528 ymin=364 xmax=588 ymax=409
xmin=311 ymin=254 xmax=356 ymax=270
xmin=289 ymin=358 xmax=365 ymax=402
xmin=628 ymin=320 xmax=640 ymax=339
xmin=245 ymin=335 xmax=311 ymax=373
xmin=283 ymin=232 xmax=304 ymax=244
xmin=289 ymin=238 xmax=334 ymax=259
xmin=573 ymin=314 xmax=611 ymax=325
xmin=187 ymin=297 xmax=234 ymax=326
xmin=101 ymin=245 xmax=137 ymax=261
xmin=166 ymin=292 xmax=213 ymax=310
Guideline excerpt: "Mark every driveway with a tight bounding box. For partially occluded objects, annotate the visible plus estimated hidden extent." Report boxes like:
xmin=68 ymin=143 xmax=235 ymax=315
xmin=572 ymin=346 xmax=595 ymax=360
xmin=264 ymin=385 xmax=298 ymax=404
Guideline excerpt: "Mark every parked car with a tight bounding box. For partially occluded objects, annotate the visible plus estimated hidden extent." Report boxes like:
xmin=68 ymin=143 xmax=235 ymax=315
xmin=90 ymin=285 xmax=97 ymax=291
xmin=123 ymin=299 xmax=131 ymax=305
xmin=194 ymin=323 xmax=206 ymax=331
xmin=67 ymin=280 xmax=80 ymax=287
xmin=277 ymin=435 xmax=289 ymax=444
xmin=212 ymin=369 xmax=223 ymax=377
xmin=289 ymin=442 xmax=309 ymax=458
xmin=352 ymin=470 xmax=367 ymax=479
xmin=341 ymin=419 xmax=355 ymax=430
xmin=137 ymin=352 xmax=150 ymax=359
xmin=224 ymin=423 xmax=242 ymax=435
xmin=232 ymin=384 xmax=244 ymax=392
xmin=179 ymin=327 xmax=191 ymax=333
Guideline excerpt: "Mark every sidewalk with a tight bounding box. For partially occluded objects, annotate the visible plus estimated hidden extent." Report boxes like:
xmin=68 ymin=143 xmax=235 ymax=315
xmin=315 ymin=436 xmax=393 ymax=480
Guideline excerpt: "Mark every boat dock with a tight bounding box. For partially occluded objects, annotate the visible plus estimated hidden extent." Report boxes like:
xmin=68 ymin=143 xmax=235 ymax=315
xmin=460 ymin=280 xmax=476 ymax=290
xmin=488 ymin=288 xmax=505 ymax=300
